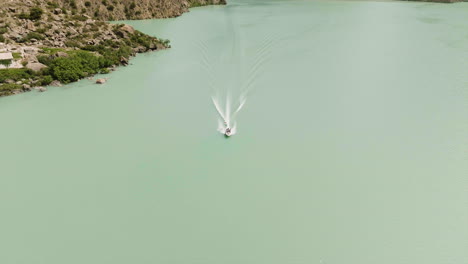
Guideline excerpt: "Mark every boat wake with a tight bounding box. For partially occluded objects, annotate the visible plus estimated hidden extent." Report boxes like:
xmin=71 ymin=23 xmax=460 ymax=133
xmin=196 ymin=7 xmax=281 ymax=137
xmin=212 ymin=94 xmax=246 ymax=136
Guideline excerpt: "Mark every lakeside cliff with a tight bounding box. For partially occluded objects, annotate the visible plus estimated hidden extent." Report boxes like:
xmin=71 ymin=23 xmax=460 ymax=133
xmin=0 ymin=0 xmax=226 ymax=97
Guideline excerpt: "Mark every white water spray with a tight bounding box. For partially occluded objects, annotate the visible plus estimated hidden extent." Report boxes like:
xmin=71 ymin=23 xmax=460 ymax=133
xmin=212 ymin=94 xmax=247 ymax=136
xmin=196 ymin=7 xmax=282 ymax=136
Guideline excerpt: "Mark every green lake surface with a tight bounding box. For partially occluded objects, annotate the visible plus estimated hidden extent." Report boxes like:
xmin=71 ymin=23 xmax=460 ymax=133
xmin=1 ymin=0 xmax=467 ymax=263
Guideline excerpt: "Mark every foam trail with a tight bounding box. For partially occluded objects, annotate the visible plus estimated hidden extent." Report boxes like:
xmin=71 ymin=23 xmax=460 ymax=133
xmin=217 ymin=118 xmax=225 ymax=134
xmin=211 ymin=96 xmax=226 ymax=122
xmin=212 ymin=95 xmax=238 ymax=135
xmin=231 ymin=96 xmax=246 ymax=122
xmin=225 ymin=94 xmax=231 ymax=125
xmin=195 ymin=6 xmax=283 ymax=136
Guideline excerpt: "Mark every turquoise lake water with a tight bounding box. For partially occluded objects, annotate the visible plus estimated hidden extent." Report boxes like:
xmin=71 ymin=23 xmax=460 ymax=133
xmin=1 ymin=1 xmax=467 ymax=263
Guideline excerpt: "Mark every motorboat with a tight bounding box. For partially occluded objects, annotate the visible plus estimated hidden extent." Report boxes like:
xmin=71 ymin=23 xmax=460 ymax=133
xmin=224 ymin=127 xmax=232 ymax=137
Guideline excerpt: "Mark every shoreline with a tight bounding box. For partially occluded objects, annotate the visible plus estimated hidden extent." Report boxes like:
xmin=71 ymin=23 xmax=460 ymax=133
xmin=0 ymin=0 xmax=226 ymax=98
xmin=0 ymin=0 xmax=464 ymax=98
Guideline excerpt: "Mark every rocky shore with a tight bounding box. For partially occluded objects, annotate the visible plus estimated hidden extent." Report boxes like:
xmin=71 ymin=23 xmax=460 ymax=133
xmin=0 ymin=0 xmax=226 ymax=97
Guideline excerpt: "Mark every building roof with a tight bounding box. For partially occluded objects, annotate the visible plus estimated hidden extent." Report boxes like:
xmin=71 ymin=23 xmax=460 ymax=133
xmin=0 ymin=52 xmax=14 ymax=60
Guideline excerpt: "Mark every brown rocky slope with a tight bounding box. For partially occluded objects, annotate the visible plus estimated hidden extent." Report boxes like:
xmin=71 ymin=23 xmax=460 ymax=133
xmin=0 ymin=0 xmax=226 ymax=97
xmin=1 ymin=0 xmax=226 ymax=21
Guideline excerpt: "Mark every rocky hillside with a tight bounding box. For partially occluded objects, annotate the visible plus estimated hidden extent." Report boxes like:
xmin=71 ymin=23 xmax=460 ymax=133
xmin=0 ymin=0 xmax=225 ymax=97
xmin=0 ymin=0 xmax=226 ymax=21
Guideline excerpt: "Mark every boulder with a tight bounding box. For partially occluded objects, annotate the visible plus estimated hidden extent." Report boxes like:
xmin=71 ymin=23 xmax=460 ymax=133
xmin=35 ymin=86 xmax=47 ymax=92
xmin=26 ymin=62 xmax=47 ymax=72
xmin=22 ymin=84 xmax=31 ymax=90
xmin=96 ymin=79 xmax=107 ymax=84
xmin=120 ymin=56 xmax=129 ymax=66
xmin=53 ymin=41 xmax=63 ymax=47
xmin=133 ymin=46 xmax=147 ymax=53
xmin=49 ymin=80 xmax=62 ymax=87
xmin=23 ymin=47 xmax=38 ymax=54
xmin=55 ymin=52 xmax=69 ymax=58
xmin=120 ymin=24 xmax=135 ymax=34
xmin=54 ymin=8 xmax=62 ymax=15
xmin=51 ymin=15 xmax=62 ymax=22
xmin=24 ymin=54 xmax=38 ymax=63
xmin=43 ymin=40 xmax=53 ymax=46
xmin=26 ymin=21 xmax=36 ymax=31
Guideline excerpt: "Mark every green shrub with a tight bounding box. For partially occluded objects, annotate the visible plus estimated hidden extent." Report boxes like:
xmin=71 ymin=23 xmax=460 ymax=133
xmin=0 ymin=27 xmax=7 ymax=34
xmin=18 ymin=32 xmax=45 ymax=42
xmin=47 ymin=2 xmax=59 ymax=8
xmin=0 ymin=83 xmax=22 ymax=92
xmin=41 ymin=75 xmax=53 ymax=85
xmin=0 ymin=69 xmax=34 ymax=82
xmin=64 ymin=40 xmax=81 ymax=48
xmin=85 ymin=1 xmax=91 ymax=7
xmin=29 ymin=7 xmax=44 ymax=21
xmin=82 ymin=44 xmax=132 ymax=67
xmin=48 ymin=51 xmax=103 ymax=83
xmin=12 ymin=53 xmax=21 ymax=59
xmin=90 ymin=25 xmax=99 ymax=32
xmin=38 ymin=55 xmax=53 ymax=66
xmin=69 ymin=0 xmax=77 ymax=9
xmin=72 ymin=15 xmax=88 ymax=21
xmin=29 ymin=32 xmax=45 ymax=40
xmin=0 ymin=59 xmax=11 ymax=68
xmin=18 ymin=13 xmax=29 ymax=20
xmin=17 ymin=7 xmax=44 ymax=21
xmin=0 ymin=35 xmax=4 ymax=43
xmin=50 ymin=58 xmax=84 ymax=83
xmin=160 ymin=38 xmax=170 ymax=46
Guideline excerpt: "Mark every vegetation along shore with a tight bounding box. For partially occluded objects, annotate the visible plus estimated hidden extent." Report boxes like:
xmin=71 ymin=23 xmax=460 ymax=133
xmin=0 ymin=0 xmax=225 ymax=97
